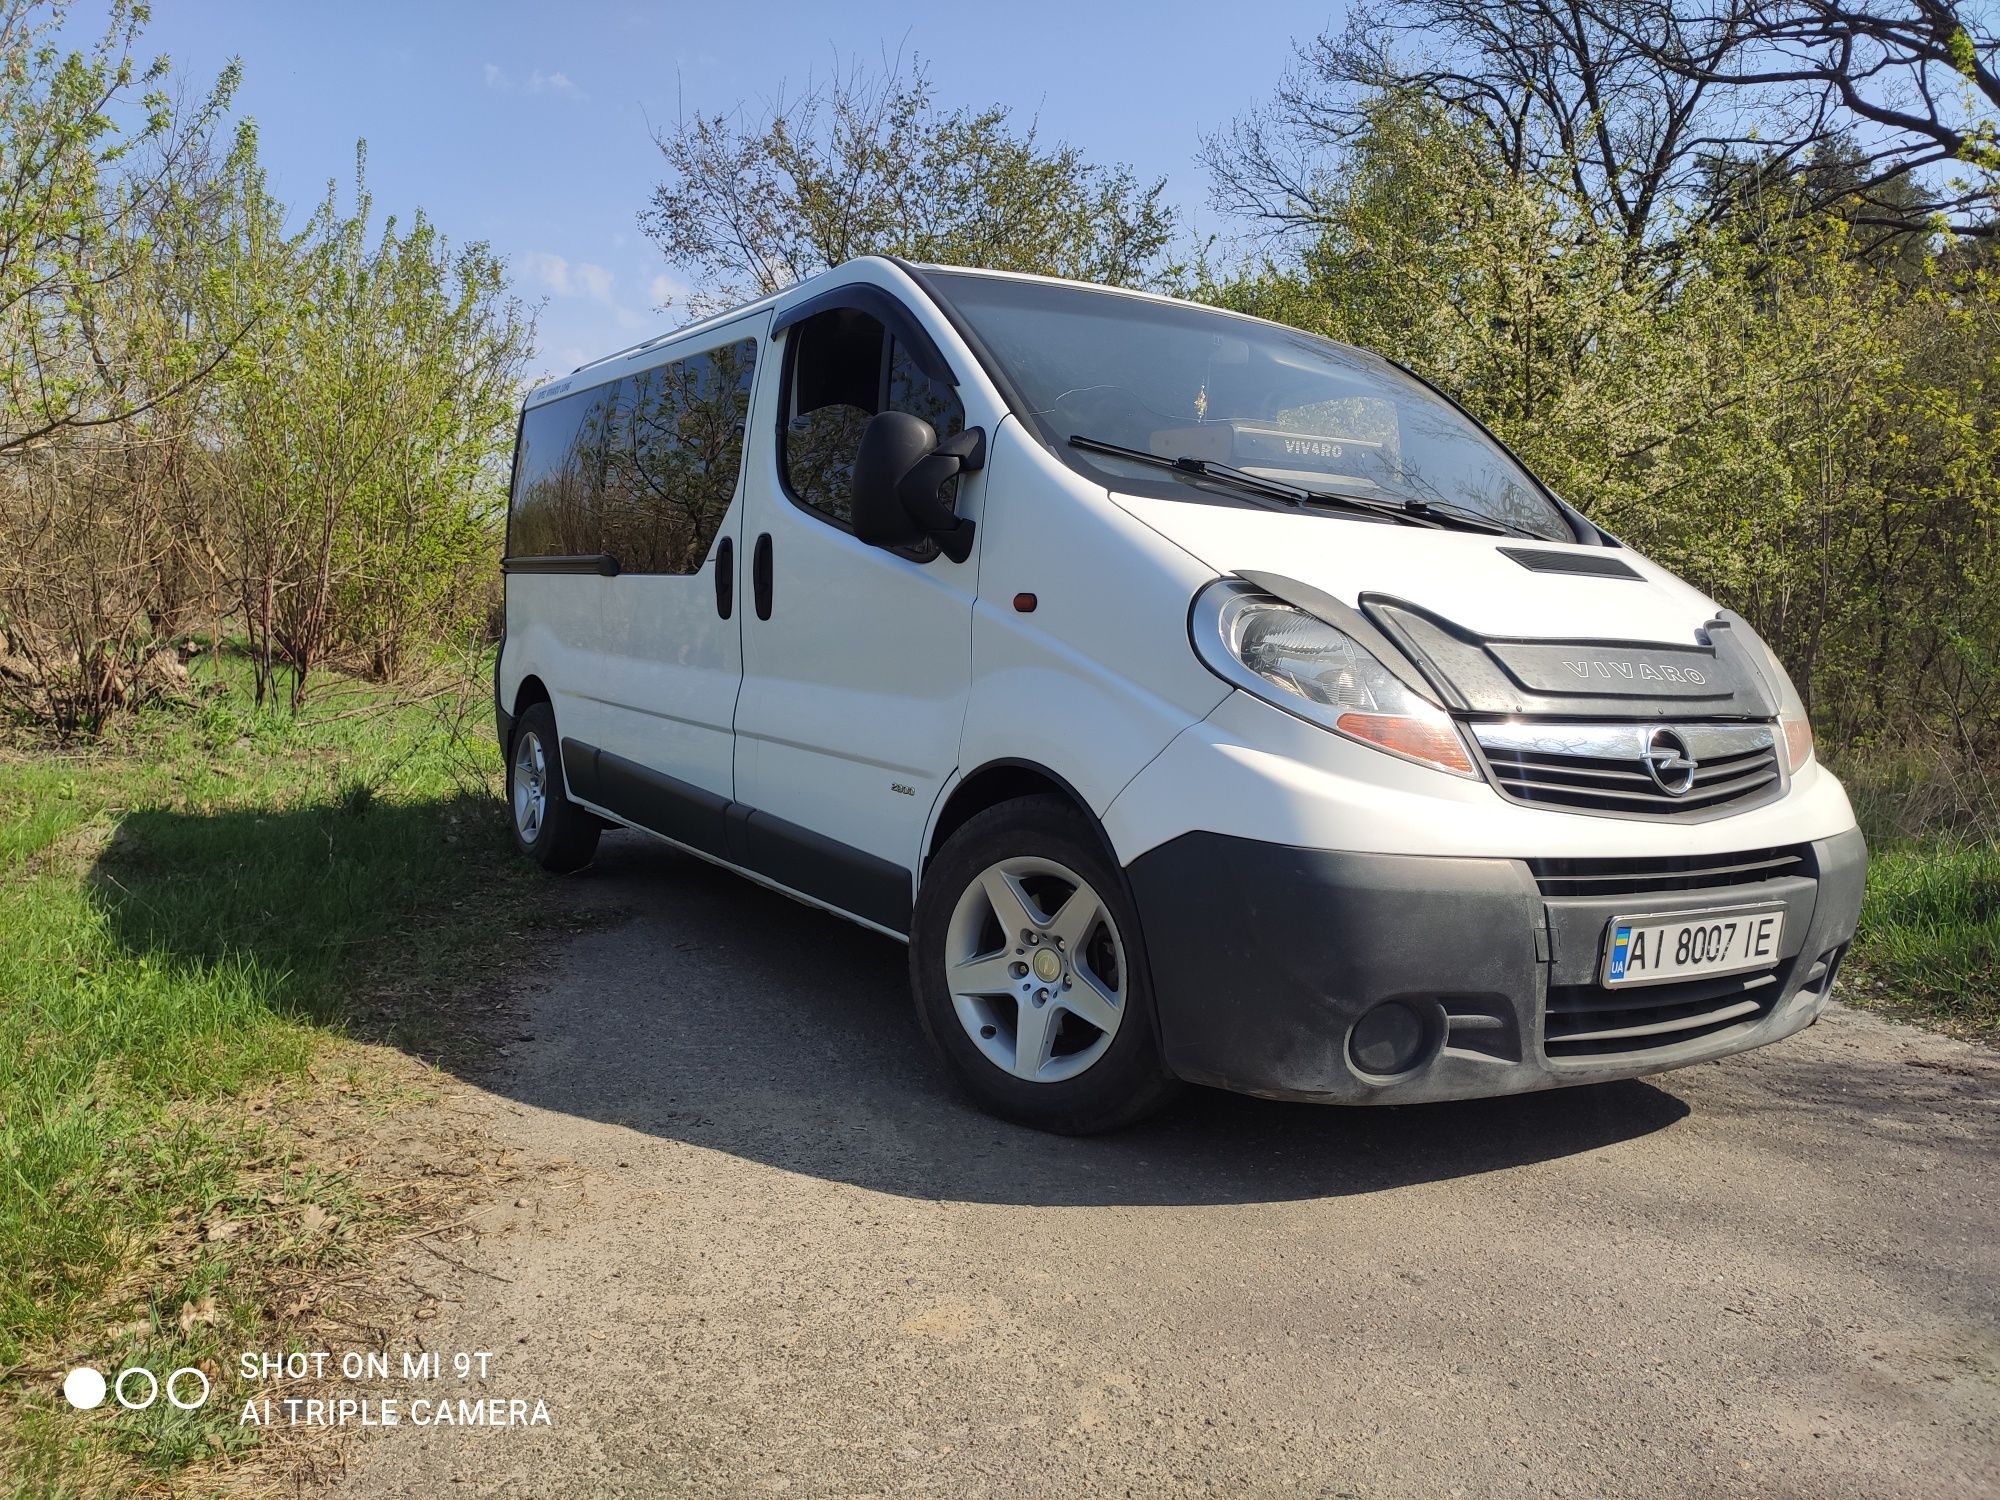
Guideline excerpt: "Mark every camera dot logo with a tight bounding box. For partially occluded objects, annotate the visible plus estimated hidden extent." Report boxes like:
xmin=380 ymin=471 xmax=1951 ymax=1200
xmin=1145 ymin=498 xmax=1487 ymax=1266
xmin=62 ymin=1367 xmax=107 ymax=1410
xmin=60 ymin=1363 xmax=210 ymax=1412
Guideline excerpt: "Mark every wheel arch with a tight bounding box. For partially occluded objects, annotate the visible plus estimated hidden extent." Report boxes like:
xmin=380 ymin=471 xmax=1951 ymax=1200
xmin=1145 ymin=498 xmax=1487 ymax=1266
xmin=923 ymin=759 xmax=1118 ymax=874
xmin=511 ymin=673 xmax=551 ymax=723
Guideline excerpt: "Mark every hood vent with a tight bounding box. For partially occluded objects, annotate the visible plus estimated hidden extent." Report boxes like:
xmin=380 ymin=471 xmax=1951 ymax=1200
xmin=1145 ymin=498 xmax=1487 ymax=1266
xmin=1501 ymin=547 xmax=1641 ymax=579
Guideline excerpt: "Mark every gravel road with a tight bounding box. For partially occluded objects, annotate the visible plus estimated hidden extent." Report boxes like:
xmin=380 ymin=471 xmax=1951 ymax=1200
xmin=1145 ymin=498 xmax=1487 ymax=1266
xmin=328 ymin=831 xmax=1999 ymax=1499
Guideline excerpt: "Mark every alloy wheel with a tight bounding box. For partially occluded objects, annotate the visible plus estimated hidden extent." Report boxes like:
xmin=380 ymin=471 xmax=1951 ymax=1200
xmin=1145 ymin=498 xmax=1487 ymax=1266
xmin=512 ymin=729 xmax=548 ymax=842
xmin=943 ymin=855 xmax=1126 ymax=1083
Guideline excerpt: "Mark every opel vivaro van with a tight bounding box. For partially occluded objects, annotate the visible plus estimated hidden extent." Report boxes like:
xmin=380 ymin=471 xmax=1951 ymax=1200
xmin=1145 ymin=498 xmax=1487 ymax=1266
xmin=496 ymin=257 xmax=1866 ymax=1133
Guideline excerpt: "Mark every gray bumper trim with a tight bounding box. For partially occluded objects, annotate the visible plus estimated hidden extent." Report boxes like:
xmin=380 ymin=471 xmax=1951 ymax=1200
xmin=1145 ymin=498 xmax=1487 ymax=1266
xmin=1124 ymin=826 xmax=1867 ymax=1104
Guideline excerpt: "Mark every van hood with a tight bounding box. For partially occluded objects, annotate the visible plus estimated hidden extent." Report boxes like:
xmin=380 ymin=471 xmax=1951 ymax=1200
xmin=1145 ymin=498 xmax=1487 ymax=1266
xmin=1112 ymin=493 xmax=1782 ymax=721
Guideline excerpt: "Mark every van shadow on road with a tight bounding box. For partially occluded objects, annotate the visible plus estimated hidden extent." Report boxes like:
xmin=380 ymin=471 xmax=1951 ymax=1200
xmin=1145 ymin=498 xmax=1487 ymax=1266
xmin=462 ymin=832 xmax=1692 ymax=1208
xmin=87 ymin=807 xmax=1690 ymax=1210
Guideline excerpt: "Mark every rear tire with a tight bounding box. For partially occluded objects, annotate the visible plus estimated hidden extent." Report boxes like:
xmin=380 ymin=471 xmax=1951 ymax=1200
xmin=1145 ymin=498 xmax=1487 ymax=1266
xmin=910 ymin=795 xmax=1181 ymax=1134
xmin=507 ymin=702 xmax=600 ymax=873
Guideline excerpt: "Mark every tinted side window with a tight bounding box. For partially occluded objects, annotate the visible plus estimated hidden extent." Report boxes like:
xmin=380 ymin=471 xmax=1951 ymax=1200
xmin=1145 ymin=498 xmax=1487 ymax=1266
xmin=508 ymin=382 xmax=619 ymax=557
xmin=782 ymin=308 xmax=966 ymax=529
xmin=508 ymin=338 xmax=757 ymax=572
xmin=888 ymin=337 xmax=965 ymax=504
xmin=783 ymin=308 xmax=884 ymax=526
xmin=609 ymin=339 xmax=757 ymax=574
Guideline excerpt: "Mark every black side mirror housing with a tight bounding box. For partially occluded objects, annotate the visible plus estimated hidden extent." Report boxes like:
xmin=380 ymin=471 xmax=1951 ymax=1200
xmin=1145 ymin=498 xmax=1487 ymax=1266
xmin=851 ymin=410 xmax=984 ymax=563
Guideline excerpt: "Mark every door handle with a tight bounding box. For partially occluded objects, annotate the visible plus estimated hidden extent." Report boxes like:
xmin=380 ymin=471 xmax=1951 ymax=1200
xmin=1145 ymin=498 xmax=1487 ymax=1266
xmin=714 ymin=536 xmax=734 ymax=618
xmin=752 ymin=532 xmax=773 ymax=621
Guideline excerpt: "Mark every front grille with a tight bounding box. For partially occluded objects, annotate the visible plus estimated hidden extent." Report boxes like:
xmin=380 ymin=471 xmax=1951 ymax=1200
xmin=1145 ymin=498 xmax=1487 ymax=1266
xmin=1527 ymin=845 xmax=1810 ymax=898
xmin=1473 ymin=721 xmax=1783 ymax=819
xmin=1545 ymin=968 xmax=1784 ymax=1058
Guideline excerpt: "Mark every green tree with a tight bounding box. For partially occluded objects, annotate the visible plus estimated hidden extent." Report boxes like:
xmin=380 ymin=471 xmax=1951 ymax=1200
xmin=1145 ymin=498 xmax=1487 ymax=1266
xmin=0 ymin=0 xmax=247 ymax=454
xmin=0 ymin=1 xmax=255 ymax=731
xmin=640 ymin=54 xmax=1177 ymax=309
xmin=217 ymin=148 xmax=532 ymax=707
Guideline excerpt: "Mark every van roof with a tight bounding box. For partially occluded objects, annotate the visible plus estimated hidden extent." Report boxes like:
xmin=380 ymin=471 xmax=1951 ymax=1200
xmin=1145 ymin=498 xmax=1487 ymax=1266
xmin=520 ymin=259 xmax=1246 ymax=410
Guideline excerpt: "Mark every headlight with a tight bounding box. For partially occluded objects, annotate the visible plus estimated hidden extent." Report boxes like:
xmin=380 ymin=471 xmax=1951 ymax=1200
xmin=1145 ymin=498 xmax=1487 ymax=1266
xmin=1735 ymin=618 xmax=1814 ymax=773
xmin=1777 ymin=673 xmax=1813 ymax=773
xmin=1192 ymin=580 xmax=1476 ymax=777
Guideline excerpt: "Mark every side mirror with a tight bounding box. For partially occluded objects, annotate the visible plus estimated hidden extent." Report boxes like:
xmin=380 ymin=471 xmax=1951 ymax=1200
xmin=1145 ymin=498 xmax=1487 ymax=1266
xmin=851 ymin=410 xmax=984 ymax=563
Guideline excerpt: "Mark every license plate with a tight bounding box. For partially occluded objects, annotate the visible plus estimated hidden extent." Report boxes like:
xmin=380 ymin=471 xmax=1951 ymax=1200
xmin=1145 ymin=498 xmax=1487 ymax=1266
xmin=1602 ymin=904 xmax=1785 ymax=987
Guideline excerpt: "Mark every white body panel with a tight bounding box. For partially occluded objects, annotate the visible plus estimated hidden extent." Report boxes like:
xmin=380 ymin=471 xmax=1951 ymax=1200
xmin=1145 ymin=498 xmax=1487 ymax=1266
xmin=730 ymin=262 xmax=1001 ymax=875
xmin=1104 ymin=688 xmax=1856 ymax=864
xmin=589 ymin=560 xmax=740 ymax=800
xmin=586 ymin=312 xmax=766 ymax=802
xmin=951 ymin=422 xmax=1227 ymax=820
xmin=498 ymin=575 xmax=611 ymax=762
xmin=1109 ymin=495 xmax=1718 ymax=638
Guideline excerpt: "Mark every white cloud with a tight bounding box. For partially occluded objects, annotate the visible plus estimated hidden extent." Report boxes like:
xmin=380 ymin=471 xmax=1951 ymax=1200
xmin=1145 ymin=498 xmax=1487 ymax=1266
xmin=484 ymin=63 xmax=587 ymax=100
xmin=526 ymin=69 xmax=584 ymax=98
xmin=574 ymin=262 xmax=615 ymax=302
xmin=521 ymin=250 xmax=575 ymax=297
xmin=648 ymin=273 xmax=688 ymax=310
xmin=521 ymin=251 xmax=649 ymax=331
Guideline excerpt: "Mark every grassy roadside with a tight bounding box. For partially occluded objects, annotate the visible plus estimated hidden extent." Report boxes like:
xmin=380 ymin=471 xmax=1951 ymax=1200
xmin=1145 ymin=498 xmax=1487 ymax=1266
xmin=1834 ymin=747 xmax=1999 ymax=1039
xmin=0 ymin=655 xmax=547 ymax=1496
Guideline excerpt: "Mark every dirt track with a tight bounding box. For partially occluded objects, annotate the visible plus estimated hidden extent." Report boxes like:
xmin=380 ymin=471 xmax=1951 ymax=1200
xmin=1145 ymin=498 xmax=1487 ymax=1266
xmin=324 ymin=831 xmax=1999 ymax=1498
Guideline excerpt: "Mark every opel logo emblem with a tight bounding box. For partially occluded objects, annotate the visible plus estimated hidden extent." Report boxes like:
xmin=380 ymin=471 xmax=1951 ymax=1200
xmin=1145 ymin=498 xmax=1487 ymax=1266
xmin=1643 ymin=727 xmax=1698 ymax=795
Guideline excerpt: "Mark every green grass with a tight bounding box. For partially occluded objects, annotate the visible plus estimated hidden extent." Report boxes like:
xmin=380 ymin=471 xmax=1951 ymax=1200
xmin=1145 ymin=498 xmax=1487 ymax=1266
xmin=0 ymin=655 xmax=541 ymax=1495
xmin=1848 ymin=837 xmax=2000 ymax=1035
xmin=1833 ymin=744 xmax=2000 ymax=1037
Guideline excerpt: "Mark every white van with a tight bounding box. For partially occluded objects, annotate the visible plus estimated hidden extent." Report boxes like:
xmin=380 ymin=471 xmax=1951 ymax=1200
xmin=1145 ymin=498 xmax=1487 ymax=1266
xmin=495 ymin=257 xmax=1866 ymax=1133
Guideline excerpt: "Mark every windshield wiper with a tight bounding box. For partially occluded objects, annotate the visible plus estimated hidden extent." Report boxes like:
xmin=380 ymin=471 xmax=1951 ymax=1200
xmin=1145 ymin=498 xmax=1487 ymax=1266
xmin=1069 ymin=434 xmax=1561 ymax=539
xmin=1391 ymin=496 xmax=1553 ymax=540
xmin=1067 ymin=435 xmax=1441 ymax=528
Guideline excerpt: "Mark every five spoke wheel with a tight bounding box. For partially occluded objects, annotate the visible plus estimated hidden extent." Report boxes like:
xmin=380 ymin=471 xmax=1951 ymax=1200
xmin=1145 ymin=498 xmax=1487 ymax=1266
xmin=512 ymin=729 xmax=548 ymax=843
xmin=943 ymin=855 xmax=1126 ymax=1084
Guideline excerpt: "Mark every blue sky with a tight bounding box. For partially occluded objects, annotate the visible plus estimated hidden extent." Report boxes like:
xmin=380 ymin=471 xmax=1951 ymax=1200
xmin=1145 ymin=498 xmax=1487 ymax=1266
xmin=130 ymin=2 xmax=1337 ymax=380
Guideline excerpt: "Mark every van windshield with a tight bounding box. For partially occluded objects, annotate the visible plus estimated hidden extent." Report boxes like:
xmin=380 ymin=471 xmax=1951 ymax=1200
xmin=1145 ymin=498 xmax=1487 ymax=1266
xmin=927 ymin=271 xmax=1573 ymax=542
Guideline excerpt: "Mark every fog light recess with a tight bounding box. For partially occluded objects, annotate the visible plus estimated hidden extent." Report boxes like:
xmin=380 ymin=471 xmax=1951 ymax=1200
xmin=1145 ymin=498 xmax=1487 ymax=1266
xmin=1347 ymin=1000 xmax=1438 ymax=1080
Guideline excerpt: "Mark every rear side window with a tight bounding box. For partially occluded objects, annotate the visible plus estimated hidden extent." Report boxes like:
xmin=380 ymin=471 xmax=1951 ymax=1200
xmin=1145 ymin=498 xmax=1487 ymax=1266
xmin=508 ymin=337 xmax=758 ymax=573
xmin=510 ymin=384 xmax=617 ymax=559
xmin=782 ymin=309 xmax=964 ymax=529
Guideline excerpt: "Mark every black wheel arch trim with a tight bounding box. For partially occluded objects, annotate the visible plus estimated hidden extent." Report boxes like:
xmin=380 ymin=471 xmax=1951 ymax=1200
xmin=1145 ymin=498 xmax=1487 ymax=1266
xmin=924 ymin=757 xmax=1117 ymax=871
xmin=493 ymin=647 xmax=514 ymax=760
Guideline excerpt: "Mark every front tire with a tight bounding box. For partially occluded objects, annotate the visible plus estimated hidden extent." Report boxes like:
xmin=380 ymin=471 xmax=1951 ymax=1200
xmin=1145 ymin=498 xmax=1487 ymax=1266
xmin=910 ymin=796 xmax=1181 ymax=1134
xmin=507 ymin=702 xmax=600 ymax=873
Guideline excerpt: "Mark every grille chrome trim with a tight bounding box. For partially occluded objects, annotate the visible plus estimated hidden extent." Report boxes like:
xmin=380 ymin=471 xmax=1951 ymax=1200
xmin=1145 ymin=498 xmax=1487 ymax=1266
xmin=1474 ymin=720 xmax=1774 ymax=760
xmin=1527 ymin=846 xmax=1810 ymax=897
xmin=1544 ymin=967 xmax=1787 ymax=1059
xmin=1473 ymin=721 xmax=1783 ymax=820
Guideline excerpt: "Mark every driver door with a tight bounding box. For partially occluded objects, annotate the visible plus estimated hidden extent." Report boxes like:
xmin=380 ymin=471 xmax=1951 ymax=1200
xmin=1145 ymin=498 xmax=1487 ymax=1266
xmin=730 ymin=286 xmax=990 ymax=932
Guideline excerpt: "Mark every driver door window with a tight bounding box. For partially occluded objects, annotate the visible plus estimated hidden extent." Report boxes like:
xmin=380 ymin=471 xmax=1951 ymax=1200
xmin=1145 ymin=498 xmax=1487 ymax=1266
xmin=782 ymin=307 xmax=965 ymax=532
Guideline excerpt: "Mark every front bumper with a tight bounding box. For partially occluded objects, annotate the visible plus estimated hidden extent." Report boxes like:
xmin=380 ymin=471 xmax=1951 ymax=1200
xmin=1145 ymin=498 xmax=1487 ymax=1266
xmin=1124 ymin=826 xmax=1867 ymax=1104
